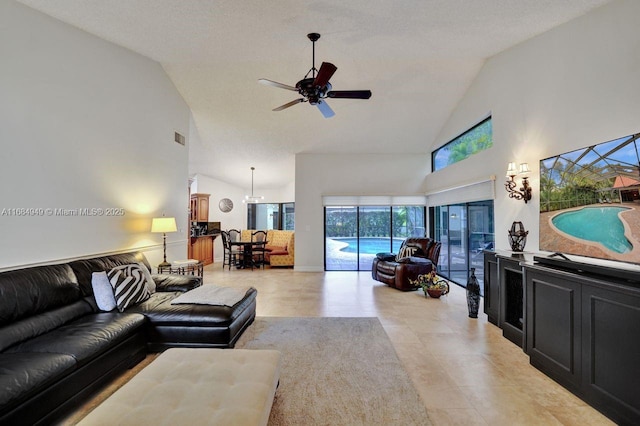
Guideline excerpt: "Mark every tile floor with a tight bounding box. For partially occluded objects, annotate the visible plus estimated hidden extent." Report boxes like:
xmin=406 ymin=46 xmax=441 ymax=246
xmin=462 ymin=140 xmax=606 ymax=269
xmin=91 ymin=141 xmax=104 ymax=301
xmin=207 ymin=263 xmax=614 ymax=426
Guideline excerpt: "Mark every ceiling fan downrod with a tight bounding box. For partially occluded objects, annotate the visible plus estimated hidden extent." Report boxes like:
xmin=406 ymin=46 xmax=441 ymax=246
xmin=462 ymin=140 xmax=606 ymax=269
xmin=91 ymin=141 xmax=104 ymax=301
xmin=306 ymin=32 xmax=321 ymax=79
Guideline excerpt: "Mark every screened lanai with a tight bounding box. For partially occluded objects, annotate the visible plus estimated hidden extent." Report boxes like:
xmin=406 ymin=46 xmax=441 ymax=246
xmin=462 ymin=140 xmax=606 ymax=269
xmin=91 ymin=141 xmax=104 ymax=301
xmin=540 ymin=132 xmax=640 ymax=212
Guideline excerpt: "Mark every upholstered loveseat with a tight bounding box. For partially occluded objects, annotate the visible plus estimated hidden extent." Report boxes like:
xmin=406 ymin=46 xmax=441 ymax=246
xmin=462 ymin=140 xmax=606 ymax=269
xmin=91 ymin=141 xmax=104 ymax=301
xmin=265 ymin=230 xmax=294 ymax=267
xmin=371 ymin=238 xmax=442 ymax=291
xmin=0 ymin=251 xmax=257 ymax=425
xmin=241 ymin=230 xmax=295 ymax=267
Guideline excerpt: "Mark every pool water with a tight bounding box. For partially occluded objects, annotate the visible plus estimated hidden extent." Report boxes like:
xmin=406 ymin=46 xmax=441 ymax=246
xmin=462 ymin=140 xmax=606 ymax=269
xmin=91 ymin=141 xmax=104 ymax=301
xmin=551 ymin=207 xmax=632 ymax=253
xmin=335 ymin=238 xmax=404 ymax=254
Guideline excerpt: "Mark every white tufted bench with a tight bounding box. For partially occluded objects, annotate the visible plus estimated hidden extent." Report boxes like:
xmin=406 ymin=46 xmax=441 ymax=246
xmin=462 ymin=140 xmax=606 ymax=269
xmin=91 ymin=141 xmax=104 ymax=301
xmin=78 ymin=348 xmax=282 ymax=426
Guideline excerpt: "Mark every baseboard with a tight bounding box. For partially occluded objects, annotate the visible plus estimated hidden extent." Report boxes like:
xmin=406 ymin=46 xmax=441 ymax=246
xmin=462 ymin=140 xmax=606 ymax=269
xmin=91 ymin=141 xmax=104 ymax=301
xmin=293 ymin=266 xmax=324 ymax=272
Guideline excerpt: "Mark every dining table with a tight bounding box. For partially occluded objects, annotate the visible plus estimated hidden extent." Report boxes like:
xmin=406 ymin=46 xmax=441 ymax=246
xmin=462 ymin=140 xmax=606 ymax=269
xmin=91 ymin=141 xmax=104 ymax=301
xmin=229 ymin=240 xmax=267 ymax=269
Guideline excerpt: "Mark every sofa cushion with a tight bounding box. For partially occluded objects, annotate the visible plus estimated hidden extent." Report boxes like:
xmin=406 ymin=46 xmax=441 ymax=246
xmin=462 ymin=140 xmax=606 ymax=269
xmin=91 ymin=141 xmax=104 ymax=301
xmin=91 ymin=272 xmax=117 ymax=312
xmin=107 ymin=265 xmax=150 ymax=312
xmin=0 ymin=300 xmax=93 ymax=352
xmin=0 ymin=264 xmax=80 ymax=326
xmin=0 ymin=352 xmax=76 ymax=409
xmin=4 ymin=313 xmax=147 ymax=366
xmin=266 ymin=249 xmax=288 ymax=256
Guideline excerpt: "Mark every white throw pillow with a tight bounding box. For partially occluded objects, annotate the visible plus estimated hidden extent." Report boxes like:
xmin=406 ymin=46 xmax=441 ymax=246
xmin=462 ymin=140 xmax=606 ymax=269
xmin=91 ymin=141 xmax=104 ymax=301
xmin=91 ymin=271 xmax=117 ymax=311
xmin=138 ymin=262 xmax=156 ymax=293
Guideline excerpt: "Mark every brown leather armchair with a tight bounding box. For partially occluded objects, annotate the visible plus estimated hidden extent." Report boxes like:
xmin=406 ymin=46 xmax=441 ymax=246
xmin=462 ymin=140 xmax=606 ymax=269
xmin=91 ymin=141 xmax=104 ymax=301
xmin=371 ymin=238 xmax=442 ymax=291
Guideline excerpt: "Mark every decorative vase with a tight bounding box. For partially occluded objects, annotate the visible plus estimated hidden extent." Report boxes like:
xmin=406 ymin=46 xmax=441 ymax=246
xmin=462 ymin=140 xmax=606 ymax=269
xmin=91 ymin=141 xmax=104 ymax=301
xmin=426 ymin=288 xmax=443 ymax=298
xmin=466 ymin=267 xmax=481 ymax=318
xmin=508 ymin=221 xmax=528 ymax=252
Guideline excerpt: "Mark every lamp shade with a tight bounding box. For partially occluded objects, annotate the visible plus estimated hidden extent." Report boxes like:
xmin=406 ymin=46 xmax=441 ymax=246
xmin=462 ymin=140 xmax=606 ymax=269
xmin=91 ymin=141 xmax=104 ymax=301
xmin=151 ymin=217 xmax=177 ymax=233
xmin=506 ymin=162 xmax=518 ymax=177
xmin=518 ymin=163 xmax=531 ymax=174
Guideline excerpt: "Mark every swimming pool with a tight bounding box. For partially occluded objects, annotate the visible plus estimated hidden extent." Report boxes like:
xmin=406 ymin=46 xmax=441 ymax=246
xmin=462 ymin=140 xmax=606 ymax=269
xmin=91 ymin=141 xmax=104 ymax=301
xmin=551 ymin=206 xmax=633 ymax=253
xmin=334 ymin=238 xmax=404 ymax=254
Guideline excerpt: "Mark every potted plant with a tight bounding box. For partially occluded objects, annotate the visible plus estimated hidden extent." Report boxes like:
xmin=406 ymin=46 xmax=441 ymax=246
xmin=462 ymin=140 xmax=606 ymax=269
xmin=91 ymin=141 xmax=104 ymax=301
xmin=410 ymin=271 xmax=450 ymax=298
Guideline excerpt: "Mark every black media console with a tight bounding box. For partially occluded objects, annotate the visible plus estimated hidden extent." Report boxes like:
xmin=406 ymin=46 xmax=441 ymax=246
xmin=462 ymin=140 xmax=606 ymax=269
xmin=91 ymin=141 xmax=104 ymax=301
xmin=484 ymin=251 xmax=640 ymax=425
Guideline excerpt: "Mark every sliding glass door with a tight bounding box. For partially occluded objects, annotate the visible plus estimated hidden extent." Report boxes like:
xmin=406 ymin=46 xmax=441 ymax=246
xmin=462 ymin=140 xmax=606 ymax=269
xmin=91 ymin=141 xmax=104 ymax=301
xmin=430 ymin=200 xmax=493 ymax=292
xmin=325 ymin=205 xmax=426 ymax=271
xmin=358 ymin=206 xmax=391 ymax=270
xmin=325 ymin=206 xmax=358 ymax=270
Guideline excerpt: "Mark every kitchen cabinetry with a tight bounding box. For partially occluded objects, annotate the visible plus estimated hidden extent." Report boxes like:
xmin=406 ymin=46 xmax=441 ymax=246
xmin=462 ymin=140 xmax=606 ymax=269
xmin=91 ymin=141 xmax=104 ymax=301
xmin=188 ymin=235 xmax=215 ymax=265
xmin=190 ymin=193 xmax=210 ymax=222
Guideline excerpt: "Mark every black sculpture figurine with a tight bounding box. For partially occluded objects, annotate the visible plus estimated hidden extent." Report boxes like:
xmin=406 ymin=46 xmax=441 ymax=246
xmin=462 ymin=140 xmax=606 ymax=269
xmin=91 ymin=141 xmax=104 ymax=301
xmin=466 ymin=268 xmax=480 ymax=318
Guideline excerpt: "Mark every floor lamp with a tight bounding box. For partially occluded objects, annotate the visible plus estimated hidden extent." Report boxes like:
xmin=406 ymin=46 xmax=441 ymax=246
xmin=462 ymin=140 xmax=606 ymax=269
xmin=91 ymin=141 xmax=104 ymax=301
xmin=151 ymin=217 xmax=177 ymax=268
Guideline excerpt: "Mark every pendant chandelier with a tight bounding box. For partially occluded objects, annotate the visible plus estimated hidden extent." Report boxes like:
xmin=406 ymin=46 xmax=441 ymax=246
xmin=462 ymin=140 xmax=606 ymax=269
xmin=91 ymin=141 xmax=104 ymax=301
xmin=243 ymin=166 xmax=264 ymax=204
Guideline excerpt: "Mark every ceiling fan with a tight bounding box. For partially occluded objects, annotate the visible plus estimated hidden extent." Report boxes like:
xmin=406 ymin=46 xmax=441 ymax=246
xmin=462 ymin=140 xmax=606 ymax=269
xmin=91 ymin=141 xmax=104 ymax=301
xmin=259 ymin=33 xmax=372 ymax=118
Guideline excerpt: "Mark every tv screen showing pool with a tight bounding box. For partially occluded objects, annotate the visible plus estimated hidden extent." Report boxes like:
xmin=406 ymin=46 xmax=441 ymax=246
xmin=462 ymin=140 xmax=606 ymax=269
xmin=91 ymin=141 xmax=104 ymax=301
xmin=539 ymin=131 xmax=640 ymax=265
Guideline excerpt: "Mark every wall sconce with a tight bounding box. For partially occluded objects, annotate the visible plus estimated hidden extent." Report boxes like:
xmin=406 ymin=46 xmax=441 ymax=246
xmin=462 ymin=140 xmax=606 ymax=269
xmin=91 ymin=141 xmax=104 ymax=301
xmin=505 ymin=162 xmax=532 ymax=203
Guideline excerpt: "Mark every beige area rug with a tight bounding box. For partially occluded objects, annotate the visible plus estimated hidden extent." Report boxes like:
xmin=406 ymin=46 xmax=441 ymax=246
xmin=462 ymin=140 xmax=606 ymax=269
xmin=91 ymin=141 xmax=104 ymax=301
xmin=235 ymin=317 xmax=431 ymax=426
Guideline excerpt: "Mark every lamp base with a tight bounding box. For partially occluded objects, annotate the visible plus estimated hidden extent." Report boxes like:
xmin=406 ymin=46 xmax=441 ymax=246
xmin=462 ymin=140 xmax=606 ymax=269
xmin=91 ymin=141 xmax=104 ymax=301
xmin=158 ymin=261 xmax=171 ymax=268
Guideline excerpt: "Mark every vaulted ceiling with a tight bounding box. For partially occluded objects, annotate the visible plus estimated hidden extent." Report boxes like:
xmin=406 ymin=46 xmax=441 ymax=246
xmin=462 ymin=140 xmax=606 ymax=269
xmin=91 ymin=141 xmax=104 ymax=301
xmin=17 ymin=0 xmax=612 ymax=189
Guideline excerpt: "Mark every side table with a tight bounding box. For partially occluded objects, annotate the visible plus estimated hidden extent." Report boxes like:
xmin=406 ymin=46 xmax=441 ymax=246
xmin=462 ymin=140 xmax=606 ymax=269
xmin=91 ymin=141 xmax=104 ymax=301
xmin=158 ymin=261 xmax=204 ymax=278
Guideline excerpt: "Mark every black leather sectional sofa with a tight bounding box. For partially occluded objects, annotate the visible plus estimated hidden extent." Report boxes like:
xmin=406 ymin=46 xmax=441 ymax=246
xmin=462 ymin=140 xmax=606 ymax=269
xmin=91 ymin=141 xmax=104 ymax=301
xmin=0 ymin=252 xmax=257 ymax=425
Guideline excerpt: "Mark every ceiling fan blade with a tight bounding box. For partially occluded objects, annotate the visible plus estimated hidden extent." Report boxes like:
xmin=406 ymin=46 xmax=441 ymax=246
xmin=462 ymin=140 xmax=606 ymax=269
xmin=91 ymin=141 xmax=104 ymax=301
xmin=259 ymin=79 xmax=298 ymax=91
xmin=316 ymin=100 xmax=335 ymax=118
xmin=327 ymin=90 xmax=372 ymax=99
xmin=313 ymin=62 xmax=337 ymax=88
xmin=273 ymin=98 xmax=304 ymax=111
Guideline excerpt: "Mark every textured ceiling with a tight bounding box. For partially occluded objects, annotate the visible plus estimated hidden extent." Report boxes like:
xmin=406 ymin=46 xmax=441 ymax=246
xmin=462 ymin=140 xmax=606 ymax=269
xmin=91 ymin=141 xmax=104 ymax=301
xmin=17 ymin=0 xmax=612 ymax=190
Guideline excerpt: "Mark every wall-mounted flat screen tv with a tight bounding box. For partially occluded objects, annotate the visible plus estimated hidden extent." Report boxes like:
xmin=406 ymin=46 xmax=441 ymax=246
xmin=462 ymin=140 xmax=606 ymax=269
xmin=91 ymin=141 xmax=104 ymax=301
xmin=539 ymin=131 xmax=640 ymax=266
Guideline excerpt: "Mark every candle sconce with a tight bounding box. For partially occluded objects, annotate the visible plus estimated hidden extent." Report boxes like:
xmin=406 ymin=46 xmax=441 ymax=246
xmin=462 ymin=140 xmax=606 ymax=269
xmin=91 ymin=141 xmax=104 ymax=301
xmin=505 ymin=162 xmax=532 ymax=203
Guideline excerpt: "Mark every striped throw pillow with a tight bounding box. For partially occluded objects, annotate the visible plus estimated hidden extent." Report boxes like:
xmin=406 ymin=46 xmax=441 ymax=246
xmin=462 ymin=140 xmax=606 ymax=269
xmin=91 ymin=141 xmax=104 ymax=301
xmin=107 ymin=264 xmax=150 ymax=312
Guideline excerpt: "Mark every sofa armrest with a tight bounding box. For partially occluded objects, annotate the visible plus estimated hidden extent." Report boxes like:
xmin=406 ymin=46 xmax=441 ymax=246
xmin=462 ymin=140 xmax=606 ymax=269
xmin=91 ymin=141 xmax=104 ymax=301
xmin=152 ymin=274 xmax=202 ymax=292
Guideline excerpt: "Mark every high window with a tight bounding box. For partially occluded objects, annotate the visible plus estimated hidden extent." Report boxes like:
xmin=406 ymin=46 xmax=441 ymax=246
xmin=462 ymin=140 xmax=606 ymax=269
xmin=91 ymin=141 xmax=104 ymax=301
xmin=432 ymin=117 xmax=493 ymax=172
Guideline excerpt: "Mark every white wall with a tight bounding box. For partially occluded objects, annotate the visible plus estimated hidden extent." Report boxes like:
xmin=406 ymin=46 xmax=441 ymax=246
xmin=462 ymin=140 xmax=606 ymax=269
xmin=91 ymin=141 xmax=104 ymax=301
xmin=0 ymin=1 xmax=191 ymax=269
xmin=428 ymin=0 xmax=640 ymax=253
xmin=294 ymin=0 xmax=640 ymax=269
xmin=295 ymin=153 xmax=430 ymax=271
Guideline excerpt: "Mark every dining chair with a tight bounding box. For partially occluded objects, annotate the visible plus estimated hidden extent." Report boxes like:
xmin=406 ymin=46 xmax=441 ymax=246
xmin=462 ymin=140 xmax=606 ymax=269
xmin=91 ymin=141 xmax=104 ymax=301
xmin=251 ymin=230 xmax=268 ymax=269
xmin=228 ymin=229 xmax=240 ymax=242
xmin=221 ymin=230 xmax=241 ymax=270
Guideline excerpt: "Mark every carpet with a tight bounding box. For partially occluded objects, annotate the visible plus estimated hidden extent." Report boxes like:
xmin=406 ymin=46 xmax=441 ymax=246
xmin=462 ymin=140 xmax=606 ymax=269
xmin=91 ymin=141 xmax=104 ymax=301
xmin=235 ymin=317 xmax=431 ymax=426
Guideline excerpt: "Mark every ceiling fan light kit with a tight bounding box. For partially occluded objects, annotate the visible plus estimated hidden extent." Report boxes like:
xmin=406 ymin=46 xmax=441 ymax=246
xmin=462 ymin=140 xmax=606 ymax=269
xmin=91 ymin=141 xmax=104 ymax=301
xmin=259 ymin=33 xmax=372 ymax=118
